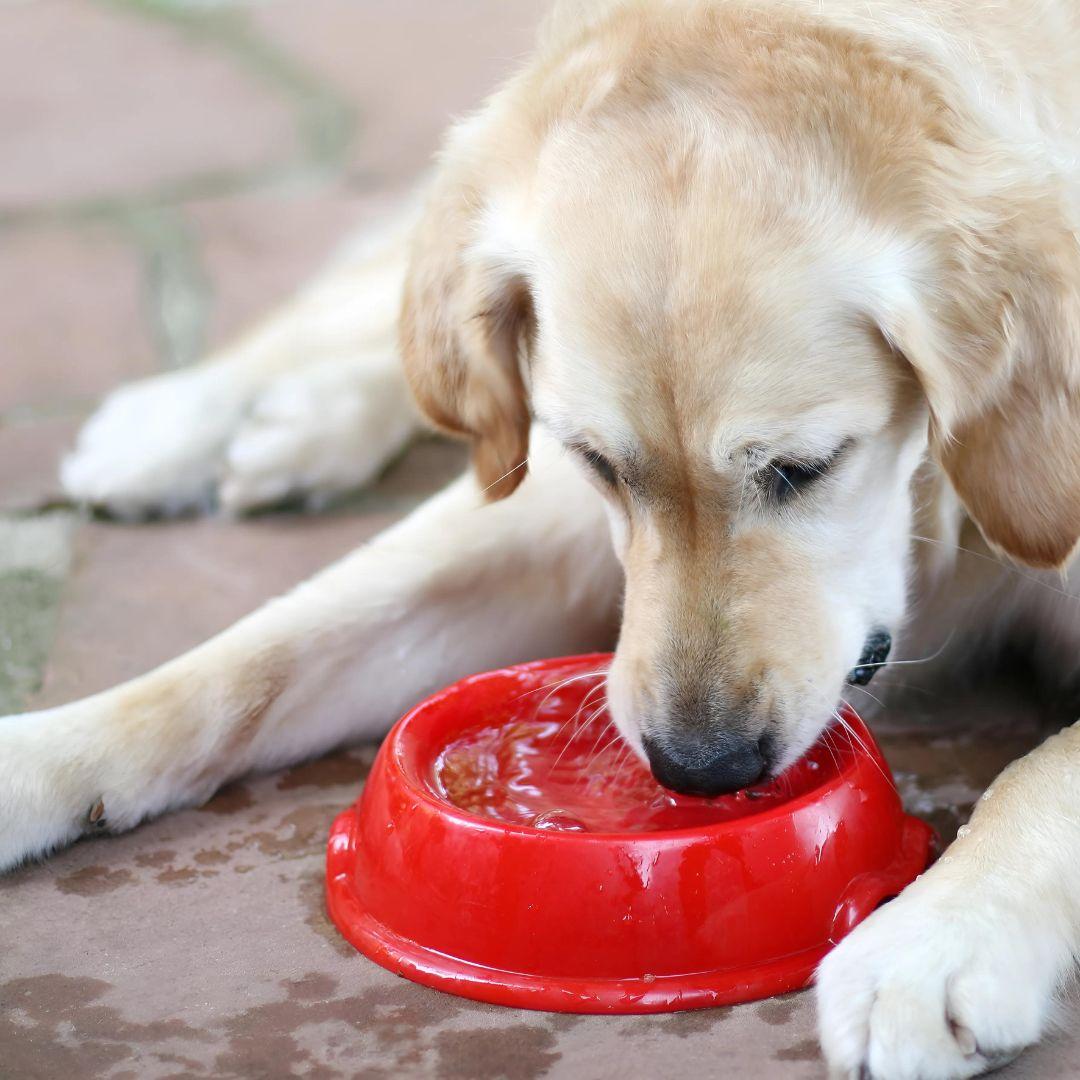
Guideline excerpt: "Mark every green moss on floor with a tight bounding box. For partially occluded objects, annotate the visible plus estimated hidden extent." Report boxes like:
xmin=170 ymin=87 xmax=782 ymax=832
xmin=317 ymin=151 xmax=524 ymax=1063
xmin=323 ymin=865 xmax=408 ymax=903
xmin=0 ymin=514 xmax=74 ymax=714
xmin=0 ymin=568 xmax=64 ymax=714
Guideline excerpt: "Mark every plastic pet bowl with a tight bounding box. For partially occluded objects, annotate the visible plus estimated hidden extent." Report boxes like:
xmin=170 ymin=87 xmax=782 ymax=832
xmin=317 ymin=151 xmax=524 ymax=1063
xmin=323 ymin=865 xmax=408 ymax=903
xmin=326 ymin=654 xmax=934 ymax=1013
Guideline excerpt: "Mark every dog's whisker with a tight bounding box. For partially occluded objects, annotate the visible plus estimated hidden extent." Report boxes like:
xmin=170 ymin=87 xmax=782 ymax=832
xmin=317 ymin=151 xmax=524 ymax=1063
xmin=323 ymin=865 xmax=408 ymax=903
xmin=609 ymin=742 xmax=636 ymax=786
xmin=581 ymin=709 xmax=619 ymax=770
xmin=846 ymin=682 xmax=886 ymax=709
xmin=857 ymin=630 xmax=957 ymax=671
xmin=834 ymin=706 xmax=895 ymax=791
xmin=768 ymin=463 xmax=797 ymax=496
xmin=585 ymin=725 xmax=625 ymax=773
xmin=910 ymin=534 xmax=1077 ymax=601
xmin=513 ymin=669 xmax=609 ymax=705
xmin=520 ymin=671 xmax=610 ymax=728
xmin=574 ymin=679 xmax=609 ymax=716
xmin=820 ymin=727 xmax=843 ymax=774
xmin=547 ymin=695 xmax=610 ymax=772
xmin=876 ymin=678 xmax=938 ymax=697
xmin=832 ymin=711 xmax=857 ymax=760
xmin=478 ymin=457 xmax=530 ymax=497
xmin=558 ymin=680 xmax=609 ymax=742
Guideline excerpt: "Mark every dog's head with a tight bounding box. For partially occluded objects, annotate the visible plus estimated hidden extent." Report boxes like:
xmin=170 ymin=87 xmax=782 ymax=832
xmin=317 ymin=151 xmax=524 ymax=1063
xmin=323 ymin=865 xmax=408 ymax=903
xmin=401 ymin=7 xmax=1080 ymax=793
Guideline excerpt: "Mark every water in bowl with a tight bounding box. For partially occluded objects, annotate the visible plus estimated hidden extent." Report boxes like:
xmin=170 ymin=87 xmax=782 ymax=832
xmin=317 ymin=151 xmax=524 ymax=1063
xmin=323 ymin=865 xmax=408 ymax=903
xmin=432 ymin=716 xmax=841 ymax=834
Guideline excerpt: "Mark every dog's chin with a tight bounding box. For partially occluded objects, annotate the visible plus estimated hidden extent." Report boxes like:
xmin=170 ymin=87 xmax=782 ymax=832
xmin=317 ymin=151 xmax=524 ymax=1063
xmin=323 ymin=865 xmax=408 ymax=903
xmin=602 ymin=699 xmax=647 ymax=764
xmin=764 ymin=706 xmax=844 ymax=779
xmin=602 ymin=666 xmax=650 ymax=764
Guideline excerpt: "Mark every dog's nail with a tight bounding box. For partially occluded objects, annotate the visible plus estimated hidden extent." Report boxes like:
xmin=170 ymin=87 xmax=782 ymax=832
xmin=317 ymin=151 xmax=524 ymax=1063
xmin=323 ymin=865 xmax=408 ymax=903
xmin=949 ymin=1012 xmax=978 ymax=1056
xmin=954 ymin=1024 xmax=978 ymax=1056
xmin=88 ymin=798 xmax=107 ymax=828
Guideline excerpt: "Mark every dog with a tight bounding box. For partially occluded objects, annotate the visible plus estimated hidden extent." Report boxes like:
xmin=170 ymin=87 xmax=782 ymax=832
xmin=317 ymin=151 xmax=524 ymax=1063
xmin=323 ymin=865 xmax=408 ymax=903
xmin=4 ymin=1 xmax=1080 ymax=1076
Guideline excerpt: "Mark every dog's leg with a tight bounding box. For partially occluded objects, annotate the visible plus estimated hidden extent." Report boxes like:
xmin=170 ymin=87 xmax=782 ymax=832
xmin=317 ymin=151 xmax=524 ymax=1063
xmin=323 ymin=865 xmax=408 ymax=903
xmin=818 ymin=553 xmax=1080 ymax=1079
xmin=1 ymin=438 xmax=621 ymax=871
xmin=818 ymin=721 xmax=1080 ymax=1078
xmin=61 ymin=203 xmax=423 ymax=516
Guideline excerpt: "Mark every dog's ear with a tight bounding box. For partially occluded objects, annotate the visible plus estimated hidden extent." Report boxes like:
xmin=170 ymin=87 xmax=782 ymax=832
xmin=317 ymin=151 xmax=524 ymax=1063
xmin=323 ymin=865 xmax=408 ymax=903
xmin=400 ymin=166 xmax=534 ymax=501
xmin=877 ymin=198 xmax=1080 ymax=570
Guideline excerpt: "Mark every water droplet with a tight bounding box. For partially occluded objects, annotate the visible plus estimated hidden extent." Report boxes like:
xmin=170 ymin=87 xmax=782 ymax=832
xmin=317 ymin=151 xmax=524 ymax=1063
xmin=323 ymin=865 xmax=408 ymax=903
xmin=643 ymin=973 xmax=656 ymax=984
xmin=531 ymin=810 xmax=589 ymax=832
xmin=957 ymin=825 xmax=971 ymax=838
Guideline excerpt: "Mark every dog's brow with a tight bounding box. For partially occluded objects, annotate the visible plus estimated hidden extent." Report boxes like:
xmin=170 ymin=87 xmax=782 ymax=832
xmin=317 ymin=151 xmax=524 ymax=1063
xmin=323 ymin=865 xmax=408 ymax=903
xmin=566 ymin=438 xmax=630 ymax=469
xmin=737 ymin=436 xmax=854 ymax=470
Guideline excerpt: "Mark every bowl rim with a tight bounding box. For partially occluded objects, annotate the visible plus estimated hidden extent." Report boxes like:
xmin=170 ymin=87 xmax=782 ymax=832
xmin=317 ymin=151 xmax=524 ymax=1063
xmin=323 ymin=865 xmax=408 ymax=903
xmin=382 ymin=653 xmax=888 ymax=844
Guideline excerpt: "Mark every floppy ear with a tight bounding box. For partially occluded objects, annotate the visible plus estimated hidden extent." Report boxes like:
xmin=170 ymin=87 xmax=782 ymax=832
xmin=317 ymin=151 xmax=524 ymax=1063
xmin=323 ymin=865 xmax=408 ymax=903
xmin=400 ymin=168 xmax=534 ymax=501
xmin=878 ymin=197 xmax=1080 ymax=570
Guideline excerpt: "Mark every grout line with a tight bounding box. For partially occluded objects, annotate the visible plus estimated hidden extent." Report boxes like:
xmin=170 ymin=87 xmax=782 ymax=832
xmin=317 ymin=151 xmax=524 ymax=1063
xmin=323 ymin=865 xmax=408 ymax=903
xmin=0 ymin=401 xmax=97 ymax=425
xmin=0 ymin=0 xmax=357 ymax=232
xmin=121 ymin=207 xmax=212 ymax=372
xmin=110 ymin=0 xmax=357 ymax=170
xmin=0 ymin=0 xmax=365 ymax=379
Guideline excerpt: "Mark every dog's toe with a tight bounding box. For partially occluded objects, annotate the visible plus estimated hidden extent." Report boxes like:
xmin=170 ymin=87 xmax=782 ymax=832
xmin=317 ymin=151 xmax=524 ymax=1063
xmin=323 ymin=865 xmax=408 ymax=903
xmin=61 ymin=366 xmax=252 ymax=517
xmin=817 ymin=873 xmax=1059 ymax=1080
xmin=218 ymin=360 xmax=417 ymax=514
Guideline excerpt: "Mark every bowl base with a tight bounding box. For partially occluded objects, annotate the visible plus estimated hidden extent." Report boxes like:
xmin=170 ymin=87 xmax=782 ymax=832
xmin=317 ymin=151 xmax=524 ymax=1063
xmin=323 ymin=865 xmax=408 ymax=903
xmin=326 ymin=804 xmax=934 ymax=1014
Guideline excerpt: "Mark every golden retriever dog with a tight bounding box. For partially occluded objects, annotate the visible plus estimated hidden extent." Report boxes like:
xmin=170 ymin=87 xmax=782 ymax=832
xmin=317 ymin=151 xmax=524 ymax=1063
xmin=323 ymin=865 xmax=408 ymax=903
xmin=5 ymin=1 xmax=1080 ymax=1075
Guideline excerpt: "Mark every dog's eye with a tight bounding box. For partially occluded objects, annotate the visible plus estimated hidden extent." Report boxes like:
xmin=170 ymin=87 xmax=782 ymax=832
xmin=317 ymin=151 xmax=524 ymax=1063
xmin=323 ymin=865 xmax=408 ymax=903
xmin=579 ymin=446 xmax=618 ymax=487
xmin=767 ymin=459 xmax=826 ymax=500
xmin=762 ymin=443 xmax=850 ymax=504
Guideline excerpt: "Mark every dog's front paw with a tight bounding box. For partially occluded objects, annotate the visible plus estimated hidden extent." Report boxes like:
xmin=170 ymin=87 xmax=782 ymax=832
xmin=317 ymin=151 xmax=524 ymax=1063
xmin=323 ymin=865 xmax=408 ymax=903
xmin=61 ymin=365 xmax=254 ymax=517
xmin=0 ymin=706 xmax=129 ymax=872
xmin=0 ymin=712 xmax=86 ymax=871
xmin=816 ymin=871 xmax=1061 ymax=1079
xmin=218 ymin=359 xmax=418 ymax=513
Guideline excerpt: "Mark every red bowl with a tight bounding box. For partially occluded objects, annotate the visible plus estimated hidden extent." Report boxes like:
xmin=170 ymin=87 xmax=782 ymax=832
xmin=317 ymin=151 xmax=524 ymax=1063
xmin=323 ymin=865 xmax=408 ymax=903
xmin=326 ymin=654 xmax=934 ymax=1013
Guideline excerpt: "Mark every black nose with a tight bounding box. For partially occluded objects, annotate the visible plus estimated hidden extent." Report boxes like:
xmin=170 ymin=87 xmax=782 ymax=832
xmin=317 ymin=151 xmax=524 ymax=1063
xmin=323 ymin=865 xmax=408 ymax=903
xmin=848 ymin=628 xmax=892 ymax=686
xmin=643 ymin=731 xmax=766 ymax=797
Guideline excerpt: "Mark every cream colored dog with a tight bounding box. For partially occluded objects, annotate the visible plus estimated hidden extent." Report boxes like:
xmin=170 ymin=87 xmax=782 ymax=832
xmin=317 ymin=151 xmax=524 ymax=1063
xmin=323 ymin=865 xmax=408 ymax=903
xmin=5 ymin=2 xmax=1080 ymax=1076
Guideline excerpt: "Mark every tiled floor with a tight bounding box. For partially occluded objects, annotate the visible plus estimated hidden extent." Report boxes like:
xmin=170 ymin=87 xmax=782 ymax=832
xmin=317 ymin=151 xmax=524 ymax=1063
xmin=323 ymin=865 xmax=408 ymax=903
xmin=1 ymin=3 xmax=1077 ymax=1078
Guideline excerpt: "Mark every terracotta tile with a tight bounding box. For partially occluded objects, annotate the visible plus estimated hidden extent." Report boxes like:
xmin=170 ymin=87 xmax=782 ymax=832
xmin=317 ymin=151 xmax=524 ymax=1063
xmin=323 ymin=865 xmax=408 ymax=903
xmin=189 ymin=186 xmax=396 ymax=350
xmin=0 ymin=415 xmax=81 ymax=511
xmin=0 ymin=228 xmax=156 ymax=413
xmin=0 ymin=0 xmax=295 ymax=211
xmin=251 ymin=0 xmax=549 ymax=183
